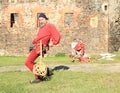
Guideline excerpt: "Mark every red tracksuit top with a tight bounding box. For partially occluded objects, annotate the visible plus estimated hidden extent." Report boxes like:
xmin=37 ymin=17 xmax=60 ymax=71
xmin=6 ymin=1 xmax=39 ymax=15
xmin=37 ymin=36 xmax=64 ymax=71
xmin=32 ymin=23 xmax=60 ymax=53
xmin=74 ymin=43 xmax=85 ymax=55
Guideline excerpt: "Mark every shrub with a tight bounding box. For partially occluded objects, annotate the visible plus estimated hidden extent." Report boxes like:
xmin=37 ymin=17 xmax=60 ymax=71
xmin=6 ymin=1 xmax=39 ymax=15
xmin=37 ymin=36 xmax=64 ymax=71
xmin=55 ymin=52 xmax=66 ymax=57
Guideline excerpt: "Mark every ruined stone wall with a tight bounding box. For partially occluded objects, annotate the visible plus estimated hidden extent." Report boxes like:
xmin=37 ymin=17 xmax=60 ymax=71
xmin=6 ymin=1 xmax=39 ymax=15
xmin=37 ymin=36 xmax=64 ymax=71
xmin=53 ymin=0 xmax=110 ymax=55
xmin=0 ymin=0 xmax=115 ymax=56
xmin=108 ymin=0 xmax=120 ymax=52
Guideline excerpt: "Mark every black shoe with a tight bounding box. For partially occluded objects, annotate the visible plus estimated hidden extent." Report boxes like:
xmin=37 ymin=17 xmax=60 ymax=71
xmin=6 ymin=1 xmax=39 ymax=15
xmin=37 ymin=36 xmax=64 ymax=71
xmin=72 ymin=60 xmax=75 ymax=62
xmin=30 ymin=78 xmax=42 ymax=84
xmin=47 ymin=67 xmax=53 ymax=76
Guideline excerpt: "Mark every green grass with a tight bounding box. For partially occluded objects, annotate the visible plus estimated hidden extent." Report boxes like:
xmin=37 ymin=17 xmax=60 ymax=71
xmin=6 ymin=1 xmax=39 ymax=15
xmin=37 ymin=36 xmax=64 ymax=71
xmin=0 ymin=71 xmax=120 ymax=93
xmin=0 ymin=56 xmax=77 ymax=67
xmin=90 ymin=52 xmax=120 ymax=64
xmin=0 ymin=52 xmax=120 ymax=67
xmin=0 ymin=56 xmax=26 ymax=67
xmin=0 ymin=52 xmax=120 ymax=93
xmin=113 ymin=52 xmax=120 ymax=61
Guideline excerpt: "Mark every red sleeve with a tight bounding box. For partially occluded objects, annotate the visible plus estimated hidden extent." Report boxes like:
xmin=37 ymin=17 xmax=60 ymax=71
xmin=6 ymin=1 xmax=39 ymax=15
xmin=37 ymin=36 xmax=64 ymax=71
xmin=32 ymin=30 xmax=44 ymax=44
xmin=74 ymin=44 xmax=80 ymax=51
xmin=32 ymin=28 xmax=50 ymax=44
xmin=49 ymin=24 xmax=60 ymax=45
xmin=80 ymin=44 xmax=85 ymax=55
xmin=74 ymin=43 xmax=85 ymax=56
xmin=74 ymin=43 xmax=84 ymax=51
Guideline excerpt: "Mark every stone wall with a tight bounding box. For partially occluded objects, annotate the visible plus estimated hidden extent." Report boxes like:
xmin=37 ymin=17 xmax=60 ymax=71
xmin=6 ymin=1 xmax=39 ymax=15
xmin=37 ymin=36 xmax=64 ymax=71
xmin=0 ymin=0 xmax=119 ymax=56
xmin=108 ymin=0 xmax=120 ymax=52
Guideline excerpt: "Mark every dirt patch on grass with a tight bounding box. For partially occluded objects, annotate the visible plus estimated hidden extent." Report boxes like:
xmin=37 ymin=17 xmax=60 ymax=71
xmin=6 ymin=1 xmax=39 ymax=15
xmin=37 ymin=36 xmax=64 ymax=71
xmin=0 ymin=63 xmax=120 ymax=73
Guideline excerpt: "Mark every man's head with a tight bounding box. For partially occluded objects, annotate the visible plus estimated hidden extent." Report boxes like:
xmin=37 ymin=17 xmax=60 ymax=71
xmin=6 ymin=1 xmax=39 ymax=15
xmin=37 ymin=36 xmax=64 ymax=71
xmin=38 ymin=13 xmax=48 ymax=28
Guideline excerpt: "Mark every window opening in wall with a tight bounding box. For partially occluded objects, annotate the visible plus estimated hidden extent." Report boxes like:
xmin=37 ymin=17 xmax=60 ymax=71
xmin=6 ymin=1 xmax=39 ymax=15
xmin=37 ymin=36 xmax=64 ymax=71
xmin=28 ymin=0 xmax=37 ymax=2
xmin=0 ymin=0 xmax=9 ymax=4
xmin=64 ymin=13 xmax=73 ymax=27
xmin=37 ymin=13 xmax=40 ymax=27
xmin=104 ymin=5 xmax=107 ymax=11
xmin=10 ymin=13 xmax=19 ymax=28
xmin=0 ymin=0 xmax=2 ymax=4
xmin=11 ymin=0 xmax=15 ymax=3
xmin=50 ymin=0 xmax=56 ymax=2
xmin=19 ymin=0 xmax=24 ymax=3
xmin=102 ymin=3 xmax=108 ymax=13
xmin=115 ymin=0 xmax=119 ymax=4
xmin=5 ymin=0 xmax=9 ymax=4
xmin=41 ymin=0 xmax=45 ymax=2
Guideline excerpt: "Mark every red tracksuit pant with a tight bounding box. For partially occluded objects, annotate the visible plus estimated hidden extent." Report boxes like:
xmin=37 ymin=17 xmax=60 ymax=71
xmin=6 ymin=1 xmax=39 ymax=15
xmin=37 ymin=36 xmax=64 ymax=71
xmin=25 ymin=49 xmax=42 ymax=79
xmin=25 ymin=49 xmax=38 ymax=71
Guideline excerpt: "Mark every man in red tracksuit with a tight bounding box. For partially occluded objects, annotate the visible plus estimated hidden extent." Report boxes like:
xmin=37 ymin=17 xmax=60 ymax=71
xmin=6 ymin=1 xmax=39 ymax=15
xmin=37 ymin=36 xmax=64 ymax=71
xmin=70 ymin=38 xmax=85 ymax=62
xmin=25 ymin=13 xmax=60 ymax=84
xmin=74 ymin=39 xmax=85 ymax=57
xmin=72 ymin=39 xmax=90 ymax=63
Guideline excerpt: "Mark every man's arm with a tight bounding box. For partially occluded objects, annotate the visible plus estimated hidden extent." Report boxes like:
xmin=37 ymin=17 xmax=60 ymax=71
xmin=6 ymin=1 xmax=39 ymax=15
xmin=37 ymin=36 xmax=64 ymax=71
xmin=49 ymin=24 xmax=60 ymax=45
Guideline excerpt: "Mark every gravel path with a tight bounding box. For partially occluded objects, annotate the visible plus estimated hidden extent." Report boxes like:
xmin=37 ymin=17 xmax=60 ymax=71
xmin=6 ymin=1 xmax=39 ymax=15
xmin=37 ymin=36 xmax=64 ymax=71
xmin=0 ymin=63 xmax=120 ymax=73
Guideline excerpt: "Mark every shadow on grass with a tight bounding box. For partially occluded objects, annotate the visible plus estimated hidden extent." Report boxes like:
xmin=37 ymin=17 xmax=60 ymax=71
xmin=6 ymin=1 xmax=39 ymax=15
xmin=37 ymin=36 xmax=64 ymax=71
xmin=43 ymin=65 xmax=69 ymax=81
xmin=52 ymin=65 xmax=70 ymax=71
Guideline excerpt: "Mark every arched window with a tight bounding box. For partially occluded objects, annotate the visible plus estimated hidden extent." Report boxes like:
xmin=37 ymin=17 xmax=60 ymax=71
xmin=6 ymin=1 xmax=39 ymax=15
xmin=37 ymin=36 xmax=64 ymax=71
xmin=64 ymin=13 xmax=73 ymax=27
xmin=10 ymin=13 xmax=19 ymax=28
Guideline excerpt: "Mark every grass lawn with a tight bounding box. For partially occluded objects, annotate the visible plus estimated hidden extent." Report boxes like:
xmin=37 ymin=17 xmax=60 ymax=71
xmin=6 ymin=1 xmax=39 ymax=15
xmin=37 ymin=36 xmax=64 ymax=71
xmin=0 ymin=71 xmax=120 ymax=93
xmin=0 ymin=56 xmax=26 ymax=67
xmin=0 ymin=52 xmax=120 ymax=67
xmin=0 ymin=52 xmax=120 ymax=93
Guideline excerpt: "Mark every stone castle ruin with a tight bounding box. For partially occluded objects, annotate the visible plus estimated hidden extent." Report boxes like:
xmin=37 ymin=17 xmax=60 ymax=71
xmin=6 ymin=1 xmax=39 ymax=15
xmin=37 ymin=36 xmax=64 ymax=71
xmin=0 ymin=0 xmax=120 ymax=56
